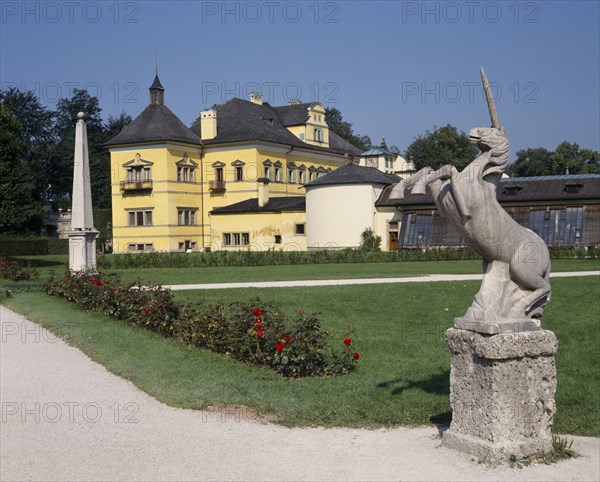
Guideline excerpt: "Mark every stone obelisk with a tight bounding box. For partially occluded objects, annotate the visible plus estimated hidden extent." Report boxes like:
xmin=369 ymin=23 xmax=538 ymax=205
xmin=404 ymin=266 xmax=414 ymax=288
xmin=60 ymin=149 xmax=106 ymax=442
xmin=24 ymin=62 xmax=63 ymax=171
xmin=67 ymin=112 xmax=99 ymax=273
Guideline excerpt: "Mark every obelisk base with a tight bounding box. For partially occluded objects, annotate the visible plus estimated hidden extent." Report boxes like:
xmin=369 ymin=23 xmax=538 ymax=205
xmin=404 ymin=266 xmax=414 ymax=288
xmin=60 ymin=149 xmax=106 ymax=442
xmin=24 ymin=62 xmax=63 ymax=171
xmin=67 ymin=229 xmax=99 ymax=273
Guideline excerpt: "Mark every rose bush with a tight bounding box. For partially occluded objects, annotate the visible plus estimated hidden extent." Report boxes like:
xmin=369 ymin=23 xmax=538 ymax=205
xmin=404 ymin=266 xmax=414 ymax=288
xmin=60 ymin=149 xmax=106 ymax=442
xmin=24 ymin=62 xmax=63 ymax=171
xmin=0 ymin=256 xmax=39 ymax=281
xmin=44 ymin=273 xmax=359 ymax=378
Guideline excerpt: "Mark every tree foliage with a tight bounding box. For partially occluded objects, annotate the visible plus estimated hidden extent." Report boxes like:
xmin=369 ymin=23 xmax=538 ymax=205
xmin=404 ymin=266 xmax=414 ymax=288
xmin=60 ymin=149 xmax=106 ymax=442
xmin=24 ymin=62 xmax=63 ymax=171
xmin=0 ymin=106 xmax=42 ymax=233
xmin=404 ymin=124 xmax=479 ymax=172
xmin=325 ymin=107 xmax=371 ymax=151
xmin=0 ymin=87 xmax=132 ymax=234
xmin=507 ymin=142 xmax=600 ymax=177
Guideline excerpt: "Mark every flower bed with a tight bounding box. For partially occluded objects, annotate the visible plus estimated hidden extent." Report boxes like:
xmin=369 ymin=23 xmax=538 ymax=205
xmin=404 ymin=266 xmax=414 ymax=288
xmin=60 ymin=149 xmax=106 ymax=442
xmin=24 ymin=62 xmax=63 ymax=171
xmin=44 ymin=273 xmax=359 ymax=378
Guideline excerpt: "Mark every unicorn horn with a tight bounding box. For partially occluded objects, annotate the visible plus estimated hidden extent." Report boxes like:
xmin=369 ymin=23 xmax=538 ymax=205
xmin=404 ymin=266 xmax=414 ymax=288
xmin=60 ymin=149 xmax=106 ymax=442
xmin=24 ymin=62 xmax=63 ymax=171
xmin=480 ymin=67 xmax=501 ymax=129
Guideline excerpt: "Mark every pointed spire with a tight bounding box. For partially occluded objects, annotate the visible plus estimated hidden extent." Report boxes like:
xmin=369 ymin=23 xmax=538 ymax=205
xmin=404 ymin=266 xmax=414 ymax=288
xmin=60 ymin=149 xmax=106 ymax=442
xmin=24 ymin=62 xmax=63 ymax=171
xmin=149 ymin=73 xmax=165 ymax=105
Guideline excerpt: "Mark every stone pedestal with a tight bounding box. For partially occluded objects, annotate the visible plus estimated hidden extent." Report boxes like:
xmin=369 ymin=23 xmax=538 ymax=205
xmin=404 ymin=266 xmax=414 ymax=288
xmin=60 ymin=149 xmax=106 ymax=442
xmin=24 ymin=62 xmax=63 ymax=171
xmin=67 ymin=229 xmax=99 ymax=273
xmin=442 ymin=328 xmax=557 ymax=463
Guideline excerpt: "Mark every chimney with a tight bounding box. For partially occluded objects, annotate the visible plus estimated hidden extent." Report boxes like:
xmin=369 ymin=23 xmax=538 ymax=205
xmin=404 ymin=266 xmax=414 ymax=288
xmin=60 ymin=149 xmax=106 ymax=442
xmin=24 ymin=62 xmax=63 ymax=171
xmin=257 ymin=178 xmax=270 ymax=208
xmin=249 ymin=92 xmax=263 ymax=105
xmin=200 ymin=110 xmax=217 ymax=140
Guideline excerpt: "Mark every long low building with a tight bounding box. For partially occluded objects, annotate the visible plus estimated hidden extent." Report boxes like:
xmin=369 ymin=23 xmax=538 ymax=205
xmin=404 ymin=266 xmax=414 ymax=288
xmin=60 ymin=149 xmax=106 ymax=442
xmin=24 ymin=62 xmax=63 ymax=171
xmin=375 ymin=174 xmax=600 ymax=249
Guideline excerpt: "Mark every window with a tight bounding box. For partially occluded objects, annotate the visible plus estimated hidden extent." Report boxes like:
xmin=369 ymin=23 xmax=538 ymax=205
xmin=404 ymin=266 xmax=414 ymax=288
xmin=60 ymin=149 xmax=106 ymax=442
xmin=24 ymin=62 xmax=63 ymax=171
xmin=235 ymin=166 xmax=244 ymax=181
xmin=401 ymin=213 xmax=434 ymax=246
xmin=295 ymin=224 xmax=305 ymax=235
xmin=128 ymin=243 xmax=153 ymax=252
xmin=177 ymin=166 xmax=195 ymax=182
xmin=564 ymin=183 xmax=583 ymax=194
xmin=222 ymin=232 xmax=250 ymax=247
xmin=314 ymin=129 xmax=323 ymax=142
xmin=503 ymin=185 xmax=523 ymax=196
xmin=178 ymin=209 xmax=197 ymax=226
xmin=299 ymin=133 xmax=305 ymax=141
xmin=274 ymin=235 xmax=282 ymax=244
xmin=529 ymin=207 xmax=584 ymax=246
xmin=263 ymin=160 xmax=273 ymax=181
xmin=288 ymin=168 xmax=297 ymax=183
xmin=274 ymin=163 xmax=282 ymax=182
xmin=178 ymin=240 xmax=197 ymax=251
xmin=127 ymin=210 xmax=153 ymax=226
xmin=215 ymin=166 xmax=224 ymax=181
xmin=298 ymin=167 xmax=307 ymax=184
xmin=126 ymin=166 xmax=151 ymax=182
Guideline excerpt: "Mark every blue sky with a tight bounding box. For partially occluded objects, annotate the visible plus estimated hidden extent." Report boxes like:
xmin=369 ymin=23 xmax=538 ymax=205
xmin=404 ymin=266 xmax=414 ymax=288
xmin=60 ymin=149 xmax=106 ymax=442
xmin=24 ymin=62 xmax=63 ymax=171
xmin=1 ymin=1 xmax=599 ymax=160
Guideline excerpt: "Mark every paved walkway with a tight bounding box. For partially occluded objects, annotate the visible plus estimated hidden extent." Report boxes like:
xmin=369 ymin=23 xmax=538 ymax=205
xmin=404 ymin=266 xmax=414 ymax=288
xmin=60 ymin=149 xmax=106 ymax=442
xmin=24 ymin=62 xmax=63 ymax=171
xmin=164 ymin=270 xmax=599 ymax=290
xmin=1 ymin=305 xmax=598 ymax=481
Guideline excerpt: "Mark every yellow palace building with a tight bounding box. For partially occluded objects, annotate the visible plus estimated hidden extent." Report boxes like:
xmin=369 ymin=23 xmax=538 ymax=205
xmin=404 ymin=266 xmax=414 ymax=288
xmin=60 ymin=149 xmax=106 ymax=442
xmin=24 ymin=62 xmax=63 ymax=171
xmin=107 ymin=75 xmax=361 ymax=253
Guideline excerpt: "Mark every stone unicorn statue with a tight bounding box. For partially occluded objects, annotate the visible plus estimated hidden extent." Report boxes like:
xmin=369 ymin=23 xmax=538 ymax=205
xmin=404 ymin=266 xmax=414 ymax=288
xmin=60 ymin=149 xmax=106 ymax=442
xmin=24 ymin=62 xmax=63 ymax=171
xmin=390 ymin=68 xmax=551 ymax=334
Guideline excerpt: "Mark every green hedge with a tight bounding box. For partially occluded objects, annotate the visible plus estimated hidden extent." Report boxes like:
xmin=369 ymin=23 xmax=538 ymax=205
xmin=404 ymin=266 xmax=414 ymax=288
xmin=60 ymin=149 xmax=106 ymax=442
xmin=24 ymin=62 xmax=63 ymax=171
xmin=96 ymin=247 xmax=480 ymax=269
xmin=96 ymin=245 xmax=599 ymax=270
xmin=0 ymin=238 xmax=69 ymax=256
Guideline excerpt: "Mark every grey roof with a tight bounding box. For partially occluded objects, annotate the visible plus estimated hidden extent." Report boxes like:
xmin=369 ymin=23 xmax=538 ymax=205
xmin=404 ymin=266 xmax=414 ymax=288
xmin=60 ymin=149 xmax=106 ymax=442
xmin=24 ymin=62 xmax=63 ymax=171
xmin=106 ymin=103 xmax=201 ymax=146
xmin=189 ymin=98 xmax=361 ymax=156
xmin=210 ymin=196 xmax=306 ymax=214
xmin=305 ymin=164 xmax=400 ymax=187
xmin=274 ymin=102 xmax=317 ymax=125
xmin=376 ymin=174 xmax=600 ymax=207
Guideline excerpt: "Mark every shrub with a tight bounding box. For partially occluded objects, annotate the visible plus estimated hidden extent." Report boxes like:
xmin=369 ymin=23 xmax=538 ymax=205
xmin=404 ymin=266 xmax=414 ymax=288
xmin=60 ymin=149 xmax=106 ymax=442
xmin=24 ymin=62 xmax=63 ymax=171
xmin=0 ymin=256 xmax=39 ymax=281
xmin=44 ymin=274 xmax=359 ymax=378
xmin=359 ymin=228 xmax=382 ymax=252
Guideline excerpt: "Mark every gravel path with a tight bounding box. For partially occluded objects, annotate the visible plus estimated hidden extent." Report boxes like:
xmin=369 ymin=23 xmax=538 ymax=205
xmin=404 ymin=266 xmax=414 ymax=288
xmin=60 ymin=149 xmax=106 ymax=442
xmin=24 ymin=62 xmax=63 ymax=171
xmin=1 ymin=305 xmax=598 ymax=481
xmin=163 ymin=270 xmax=599 ymax=290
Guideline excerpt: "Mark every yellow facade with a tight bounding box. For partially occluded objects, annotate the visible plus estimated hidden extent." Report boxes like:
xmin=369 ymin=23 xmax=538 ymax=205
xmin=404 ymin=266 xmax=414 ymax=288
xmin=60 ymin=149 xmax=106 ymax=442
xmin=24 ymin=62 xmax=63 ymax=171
xmin=210 ymin=210 xmax=307 ymax=251
xmin=108 ymin=78 xmax=361 ymax=253
xmin=110 ymin=141 xmax=346 ymax=252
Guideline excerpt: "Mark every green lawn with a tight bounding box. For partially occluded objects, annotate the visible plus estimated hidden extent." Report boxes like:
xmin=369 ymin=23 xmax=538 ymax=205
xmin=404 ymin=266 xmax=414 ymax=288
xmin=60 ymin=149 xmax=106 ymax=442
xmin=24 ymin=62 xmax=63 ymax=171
xmin=3 ymin=255 xmax=598 ymax=287
xmin=3 ymin=276 xmax=598 ymax=435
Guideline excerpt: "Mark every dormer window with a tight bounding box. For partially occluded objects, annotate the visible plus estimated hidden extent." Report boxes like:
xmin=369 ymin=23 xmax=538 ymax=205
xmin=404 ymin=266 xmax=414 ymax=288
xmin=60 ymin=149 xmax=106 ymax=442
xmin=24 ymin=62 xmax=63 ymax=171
xmin=503 ymin=185 xmax=523 ymax=196
xmin=298 ymin=165 xmax=307 ymax=184
xmin=564 ymin=182 xmax=583 ymax=194
xmin=232 ymin=160 xmax=245 ymax=182
xmin=263 ymin=160 xmax=273 ymax=180
xmin=273 ymin=161 xmax=283 ymax=183
xmin=314 ymin=128 xmax=323 ymax=142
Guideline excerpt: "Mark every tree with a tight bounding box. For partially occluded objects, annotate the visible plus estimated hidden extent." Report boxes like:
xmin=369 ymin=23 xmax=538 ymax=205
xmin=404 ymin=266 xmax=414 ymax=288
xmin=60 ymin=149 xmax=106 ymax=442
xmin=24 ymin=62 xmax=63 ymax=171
xmin=505 ymin=147 xmax=554 ymax=177
xmin=506 ymin=142 xmax=600 ymax=177
xmin=358 ymin=228 xmax=381 ymax=252
xmin=0 ymin=88 xmax=56 ymax=199
xmin=404 ymin=125 xmax=478 ymax=171
xmin=325 ymin=107 xmax=371 ymax=151
xmin=52 ymin=89 xmax=107 ymax=207
xmin=0 ymin=106 xmax=42 ymax=234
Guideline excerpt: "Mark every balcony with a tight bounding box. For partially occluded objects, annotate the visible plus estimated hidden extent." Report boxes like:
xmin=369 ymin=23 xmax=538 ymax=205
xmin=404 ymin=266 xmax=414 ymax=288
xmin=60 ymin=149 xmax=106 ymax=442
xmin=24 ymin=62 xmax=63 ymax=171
xmin=208 ymin=180 xmax=226 ymax=193
xmin=120 ymin=180 xmax=153 ymax=192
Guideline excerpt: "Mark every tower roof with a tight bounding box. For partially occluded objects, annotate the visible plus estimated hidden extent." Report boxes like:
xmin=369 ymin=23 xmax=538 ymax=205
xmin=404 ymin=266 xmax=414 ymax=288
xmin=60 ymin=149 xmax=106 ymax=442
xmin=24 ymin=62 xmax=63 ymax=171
xmin=106 ymin=75 xmax=200 ymax=147
xmin=149 ymin=74 xmax=165 ymax=91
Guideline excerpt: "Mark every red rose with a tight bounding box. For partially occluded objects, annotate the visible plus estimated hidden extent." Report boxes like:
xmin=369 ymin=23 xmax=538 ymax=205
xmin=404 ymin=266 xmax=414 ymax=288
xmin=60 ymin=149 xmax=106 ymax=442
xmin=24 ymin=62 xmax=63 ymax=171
xmin=343 ymin=337 xmax=352 ymax=346
xmin=252 ymin=308 xmax=263 ymax=316
xmin=256 ymin=331 xmax=264 ymax=337
xmin=284 ymin=336 xmax=291 ymax=343
xmin=254 ymin=324 xmax=263 ymax=330
xmin=353 ymin=352 xmax=360 ymax=360
xmin=276 ymin=343 xmax=285 ymax=352
xmin=144 ymin=309 xmax=150 ymax=315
